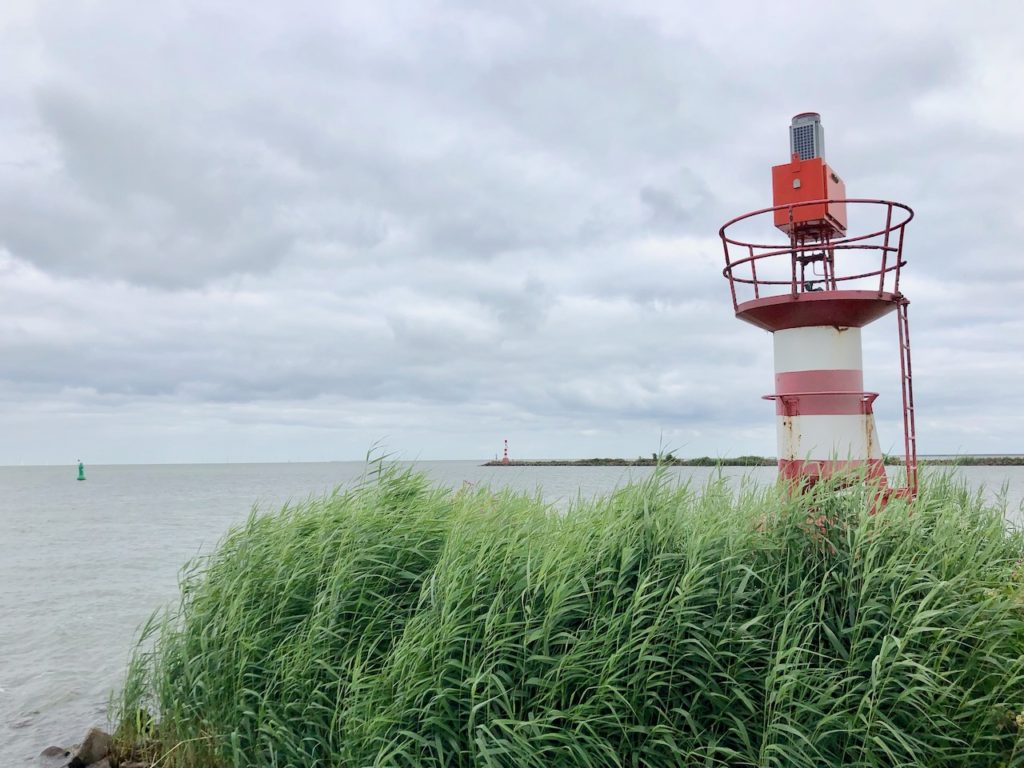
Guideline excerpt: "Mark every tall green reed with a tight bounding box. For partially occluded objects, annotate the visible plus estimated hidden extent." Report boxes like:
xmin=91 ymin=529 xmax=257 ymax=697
xmin=117 ymin=467 xmax=1024 ymax=767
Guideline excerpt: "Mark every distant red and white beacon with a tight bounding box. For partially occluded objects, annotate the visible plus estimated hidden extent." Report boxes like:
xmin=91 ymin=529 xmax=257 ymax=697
xmin=719 ymin=113 xmax=918 ymax=503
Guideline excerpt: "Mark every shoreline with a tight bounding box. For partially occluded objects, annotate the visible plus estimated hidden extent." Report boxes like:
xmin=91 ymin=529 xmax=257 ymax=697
xmin=482 ymin=456 xmax=1024 ymax=467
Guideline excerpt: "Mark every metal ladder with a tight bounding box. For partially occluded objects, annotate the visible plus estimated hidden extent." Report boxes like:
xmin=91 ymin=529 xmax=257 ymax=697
xmin=897 ymin=298 xmax=918 ymax=497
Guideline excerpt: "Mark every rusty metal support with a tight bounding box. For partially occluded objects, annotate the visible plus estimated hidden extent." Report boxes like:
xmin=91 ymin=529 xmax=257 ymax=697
xmin=897 ymin=298 xmax=918 ymax=497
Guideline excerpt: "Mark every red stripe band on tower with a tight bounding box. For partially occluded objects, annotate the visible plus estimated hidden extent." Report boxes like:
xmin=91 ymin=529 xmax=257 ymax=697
xmin=778 ymin=458 xmax=886 ymax=483
xmin=775 ymin=369 xmax=863 ymax=392
xmin=772 ymin=369 xmax=872 ymax=416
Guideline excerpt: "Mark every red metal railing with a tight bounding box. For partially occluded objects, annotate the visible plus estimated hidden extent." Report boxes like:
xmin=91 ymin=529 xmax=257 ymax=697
xmin=763 ymin=391 xmax=879 ymax=417
xmin=719 ymin=199 xmax=914 ymax=311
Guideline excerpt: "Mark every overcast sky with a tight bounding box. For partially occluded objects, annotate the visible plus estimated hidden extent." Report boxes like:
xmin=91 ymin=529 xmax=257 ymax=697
xmin=1 ymin=0 xmax=1022 ymax=464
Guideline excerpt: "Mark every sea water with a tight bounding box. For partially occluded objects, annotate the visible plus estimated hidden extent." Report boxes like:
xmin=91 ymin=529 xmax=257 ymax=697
xmin=1 ymin=461 xmax=1021 ymax=764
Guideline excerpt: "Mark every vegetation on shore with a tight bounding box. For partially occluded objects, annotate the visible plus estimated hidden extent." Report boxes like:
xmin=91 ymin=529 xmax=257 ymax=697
xmin=115 ymin=465 xmax=1024 ymax=767
xmin=911 ymin=455 xmax=1024 ymax=466
xmin=483 ymin=454 xmax=1024 ymax=467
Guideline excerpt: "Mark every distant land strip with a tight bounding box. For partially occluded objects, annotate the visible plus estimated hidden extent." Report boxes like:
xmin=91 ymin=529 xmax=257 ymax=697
xmin=482 ymin=456 xmax=1024 ymax=467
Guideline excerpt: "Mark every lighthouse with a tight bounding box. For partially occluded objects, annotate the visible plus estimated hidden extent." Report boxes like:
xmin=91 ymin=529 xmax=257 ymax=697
xmin=719 ymin=113 xmax=917 ymax=502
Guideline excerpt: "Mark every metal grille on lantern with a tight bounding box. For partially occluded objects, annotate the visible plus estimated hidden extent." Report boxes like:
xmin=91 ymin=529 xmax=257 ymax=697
xmin=790 ymin=112 xmax=824 ymax=161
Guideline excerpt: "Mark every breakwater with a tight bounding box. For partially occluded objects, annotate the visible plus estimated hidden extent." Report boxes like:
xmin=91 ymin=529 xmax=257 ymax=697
xmin=484 ymin=454 xmax=1024 ymax=467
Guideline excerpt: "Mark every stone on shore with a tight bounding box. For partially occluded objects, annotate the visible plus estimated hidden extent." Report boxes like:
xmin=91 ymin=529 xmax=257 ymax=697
xmin=38 ymin=746 xmax=71 ymax=768
xmin=40 ymin=728 xmax=115 ymax=768
xmin=69 ymin=728 xmax=113 ymax=768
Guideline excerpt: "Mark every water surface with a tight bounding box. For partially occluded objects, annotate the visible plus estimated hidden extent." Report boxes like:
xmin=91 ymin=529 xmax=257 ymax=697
xmin=1 ymin=461 xmax=1020 ymax=764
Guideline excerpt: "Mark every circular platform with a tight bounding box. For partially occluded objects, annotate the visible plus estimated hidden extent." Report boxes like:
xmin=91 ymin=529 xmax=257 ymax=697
xmin=735 ymin=290 xmax=900 ymax=332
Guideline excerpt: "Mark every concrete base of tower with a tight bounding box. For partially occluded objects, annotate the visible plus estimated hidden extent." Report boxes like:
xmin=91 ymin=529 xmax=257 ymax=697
xmin=736 ymin=290 xmax=899 ymax=332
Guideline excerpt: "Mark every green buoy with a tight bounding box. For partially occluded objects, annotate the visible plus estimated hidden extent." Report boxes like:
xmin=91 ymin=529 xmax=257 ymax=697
xmin=77 ymin=460 xmax=86 ymax=481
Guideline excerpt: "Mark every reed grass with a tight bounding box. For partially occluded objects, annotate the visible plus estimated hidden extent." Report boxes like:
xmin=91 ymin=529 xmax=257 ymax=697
xmin=116 ymin=466 xmax=1024 ymax=767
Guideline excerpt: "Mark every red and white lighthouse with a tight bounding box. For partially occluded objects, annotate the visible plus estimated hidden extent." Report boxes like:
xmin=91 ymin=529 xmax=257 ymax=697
xmin=719 ymin=113 xmax=918 ymax=502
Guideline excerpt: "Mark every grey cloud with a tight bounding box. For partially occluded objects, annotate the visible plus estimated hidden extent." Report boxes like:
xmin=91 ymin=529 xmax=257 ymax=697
xmin=6 ymin=1 xmax=736 ymax=287
xmin=1 ymin=0 xmax=1022 ymax=463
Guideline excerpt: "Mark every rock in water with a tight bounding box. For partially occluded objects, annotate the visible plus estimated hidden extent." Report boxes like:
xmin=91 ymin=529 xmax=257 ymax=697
xmin=69 ymin=728 xmax=112 ymax=767
xmin=38 ymin=746 xmax=71 ymax=768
